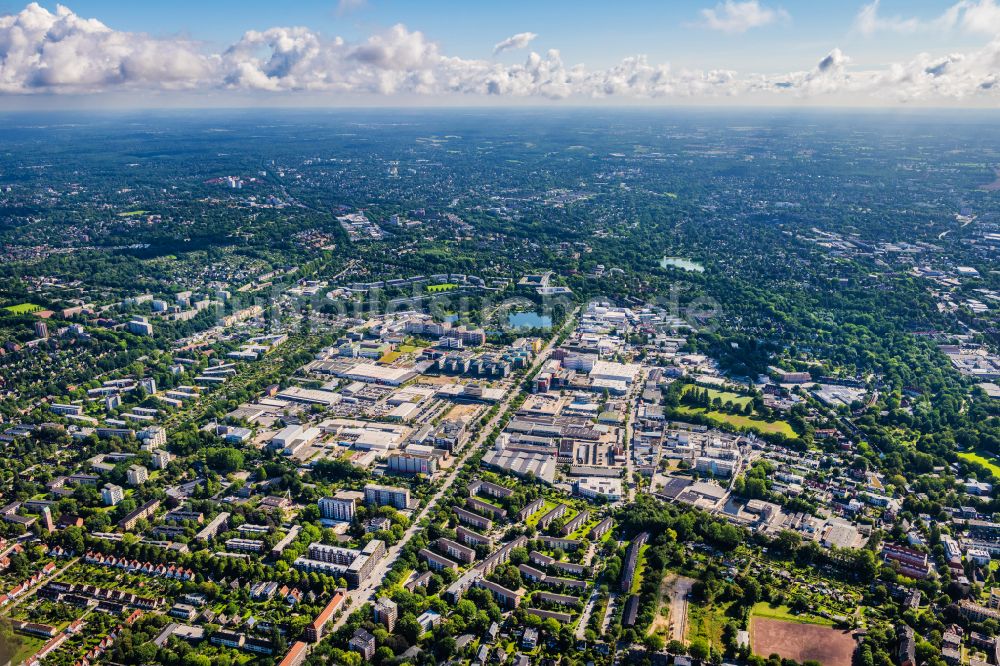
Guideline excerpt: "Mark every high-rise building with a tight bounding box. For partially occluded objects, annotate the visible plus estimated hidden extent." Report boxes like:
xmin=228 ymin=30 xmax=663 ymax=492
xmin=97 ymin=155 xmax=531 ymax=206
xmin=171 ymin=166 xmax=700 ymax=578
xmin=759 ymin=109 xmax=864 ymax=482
xmin=364 ymin=484 xmax=411 ymax=509
xmin=126 ymin=464 xmax=149 ymax=486
xmin=34 ymin=321 xmax=48 ymax=339
xmin=374 ymin=597 xmax=398 ymax=631
xmin=138 ymin=426 xmax=167 ymax=448
xmin=128 ymin=317 xmax=154 ymax=336
xmin=151 ymin=450 xmax=173 ymax=470
xmin=102 ymin=483 xmax=124 ymax=506
xmin=41 ymin=506 xmax=54 ymax=533
xmin=141 ymin=378 xmax=156 ymax=395
xmin=318 ymin=491 xmax=361 ymax=522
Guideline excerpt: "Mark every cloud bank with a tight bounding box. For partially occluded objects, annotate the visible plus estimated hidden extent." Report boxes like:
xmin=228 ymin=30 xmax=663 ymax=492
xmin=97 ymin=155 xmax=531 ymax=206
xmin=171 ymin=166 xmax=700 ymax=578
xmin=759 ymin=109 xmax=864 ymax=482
xmin=1 ymin=2 xmax=1000 ymax=104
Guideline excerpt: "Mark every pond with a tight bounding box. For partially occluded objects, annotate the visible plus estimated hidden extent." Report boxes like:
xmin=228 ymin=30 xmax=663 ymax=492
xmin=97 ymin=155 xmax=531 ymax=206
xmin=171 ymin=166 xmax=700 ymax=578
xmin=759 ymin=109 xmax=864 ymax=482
xmin=508 ymin=311 xmax=552 ymax=329
xmin=660 ymin=256 xmax=705 ymax=272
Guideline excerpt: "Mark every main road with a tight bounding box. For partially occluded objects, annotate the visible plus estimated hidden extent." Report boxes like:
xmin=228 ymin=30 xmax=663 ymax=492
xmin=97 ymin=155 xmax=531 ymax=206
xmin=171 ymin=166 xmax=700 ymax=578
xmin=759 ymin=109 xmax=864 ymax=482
xmin=329 ymin=309 xmax=579 ymax=632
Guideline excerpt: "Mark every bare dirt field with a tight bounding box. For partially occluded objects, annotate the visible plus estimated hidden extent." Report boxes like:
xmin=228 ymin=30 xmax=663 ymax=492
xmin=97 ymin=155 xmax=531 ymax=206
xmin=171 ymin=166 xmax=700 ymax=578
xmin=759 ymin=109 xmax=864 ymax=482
xmin=648 ymin=574 xmax=695 ymax=642
xmin=750 ymin=618 xmax=855 ymax=666
xmin=445 ymin=403 xmax=482 ymax=419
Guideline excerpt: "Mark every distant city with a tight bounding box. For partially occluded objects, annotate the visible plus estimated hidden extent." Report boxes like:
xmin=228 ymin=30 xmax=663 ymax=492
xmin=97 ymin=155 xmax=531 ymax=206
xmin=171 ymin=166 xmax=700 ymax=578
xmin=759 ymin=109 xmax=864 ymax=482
xmin=0 ymin=109 xmax=998 ymax=666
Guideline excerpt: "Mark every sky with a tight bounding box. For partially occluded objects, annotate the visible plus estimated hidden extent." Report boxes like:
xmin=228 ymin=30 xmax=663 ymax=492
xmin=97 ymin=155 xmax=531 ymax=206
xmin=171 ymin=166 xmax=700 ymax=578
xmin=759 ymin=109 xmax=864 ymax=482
xmin=0 ymin=0 xmax=998 ymax=107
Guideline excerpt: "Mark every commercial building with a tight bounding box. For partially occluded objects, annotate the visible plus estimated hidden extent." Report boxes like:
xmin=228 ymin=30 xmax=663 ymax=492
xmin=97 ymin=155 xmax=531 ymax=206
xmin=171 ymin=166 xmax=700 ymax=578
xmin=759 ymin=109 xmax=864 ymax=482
xmin=575 ymin=477 xmax=623 ymax=501
xmin=589 ymin=360 xmax=641 ymax=384
xmin=269 ymin=425 xmax=322 ymax=455
xmin=338 ymin=363 xmax=418 ymax=386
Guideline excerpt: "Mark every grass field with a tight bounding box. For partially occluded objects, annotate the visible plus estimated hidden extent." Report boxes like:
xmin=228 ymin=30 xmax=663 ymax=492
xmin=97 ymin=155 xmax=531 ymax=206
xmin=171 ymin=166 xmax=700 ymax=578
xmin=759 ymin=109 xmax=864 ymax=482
xmin=4 ymin=302 xmax=42 ymax=314
xmin=427 ymin=283 xmax=458 ymax=293
xmin=687 ymin=600 xmax=734 ymax=650
xmin=959 ymin=451 xmax=1000 ymax=479
xmin=631 ymin=544 xmax=649 ymax=594
xmin=378 ymin=351 xmax=402 ymax=364
xmin=117 ymin=210 xmax=149 ymax=216
xmin=682 ymin=384 xmax=752 ymax=408
xmin=751 ymin=602 xmax=834 ymax=626
xmin=398 ymin=344 xmax=420 ymax=353
xmin=9 ymin=634 xmax=46 ymax=665
xmin=675 ymin=406 xmax=798 ymax=438
xmin=524 ymin=499 xmax=558 ymax=527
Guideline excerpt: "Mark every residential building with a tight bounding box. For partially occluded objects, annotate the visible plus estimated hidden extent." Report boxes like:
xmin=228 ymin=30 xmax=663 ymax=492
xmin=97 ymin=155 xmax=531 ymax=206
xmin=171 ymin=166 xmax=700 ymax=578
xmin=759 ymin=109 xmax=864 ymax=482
xmin=374 ymin=597 xmax=397 ymax=631
xmin=102 ymin=483 xmax=124 ymax=507
xmin=151 ymin=450 xmax=173 ymax=470
xmin=318 ymin=491 xmax=362 ymax=522
xmin=364 ymin=484 xmax=410 ymax=509
xmin=126 ymin=465 xmax=149 ymax=486
xmin=349 ymin=628 xmax=376 ymax=660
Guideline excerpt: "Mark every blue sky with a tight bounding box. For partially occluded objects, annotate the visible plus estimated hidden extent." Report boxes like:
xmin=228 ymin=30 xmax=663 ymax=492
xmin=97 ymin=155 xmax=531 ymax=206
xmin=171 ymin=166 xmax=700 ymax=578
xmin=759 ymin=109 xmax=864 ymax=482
xmin=0 ymin=0 xmax=997 ymax=106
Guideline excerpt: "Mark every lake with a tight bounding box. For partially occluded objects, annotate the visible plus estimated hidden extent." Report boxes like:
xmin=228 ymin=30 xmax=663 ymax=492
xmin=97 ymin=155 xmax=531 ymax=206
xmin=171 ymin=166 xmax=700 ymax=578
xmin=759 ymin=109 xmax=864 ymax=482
xmin=508 ymin=311 xmax=552 ymax=329
xmin=660 ymin=256 xmax=705 ymax=272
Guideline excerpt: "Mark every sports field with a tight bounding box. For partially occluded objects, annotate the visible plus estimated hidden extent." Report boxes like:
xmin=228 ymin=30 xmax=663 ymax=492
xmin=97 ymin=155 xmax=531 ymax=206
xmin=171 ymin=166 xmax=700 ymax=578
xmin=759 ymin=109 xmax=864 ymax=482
xmin=4 ymin=303 xmax=42 ymax=314
xmin=674 ymin=406 xmax=797 ymax=437
xmin=751 ymin=617 xmax=855 ymax=666
xmin=958 ymin=451 xmax=1000 ymax=479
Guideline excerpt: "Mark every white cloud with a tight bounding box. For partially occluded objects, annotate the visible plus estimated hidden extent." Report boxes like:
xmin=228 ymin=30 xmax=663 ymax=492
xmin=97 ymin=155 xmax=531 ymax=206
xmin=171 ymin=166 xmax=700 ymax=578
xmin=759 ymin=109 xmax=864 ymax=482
xmin=697 ymin=0 xmax=789 ymax=33
xmin=0 ymin=3 xmax=213 ymax=93
xmin=493 ymin=32 xmax=537 ymax=55
xmin=853 ymin=1 xmax=923 ymax=35
xmin=336 ymin=0 xmax=366 ymax=16
xmin=853 ymin=0 xmax=1000 ymax=37
xmin=3 ymin=2 xmax=1000 ymax=104
xmin=959 ymin=0 xmax=1000 ymax=34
